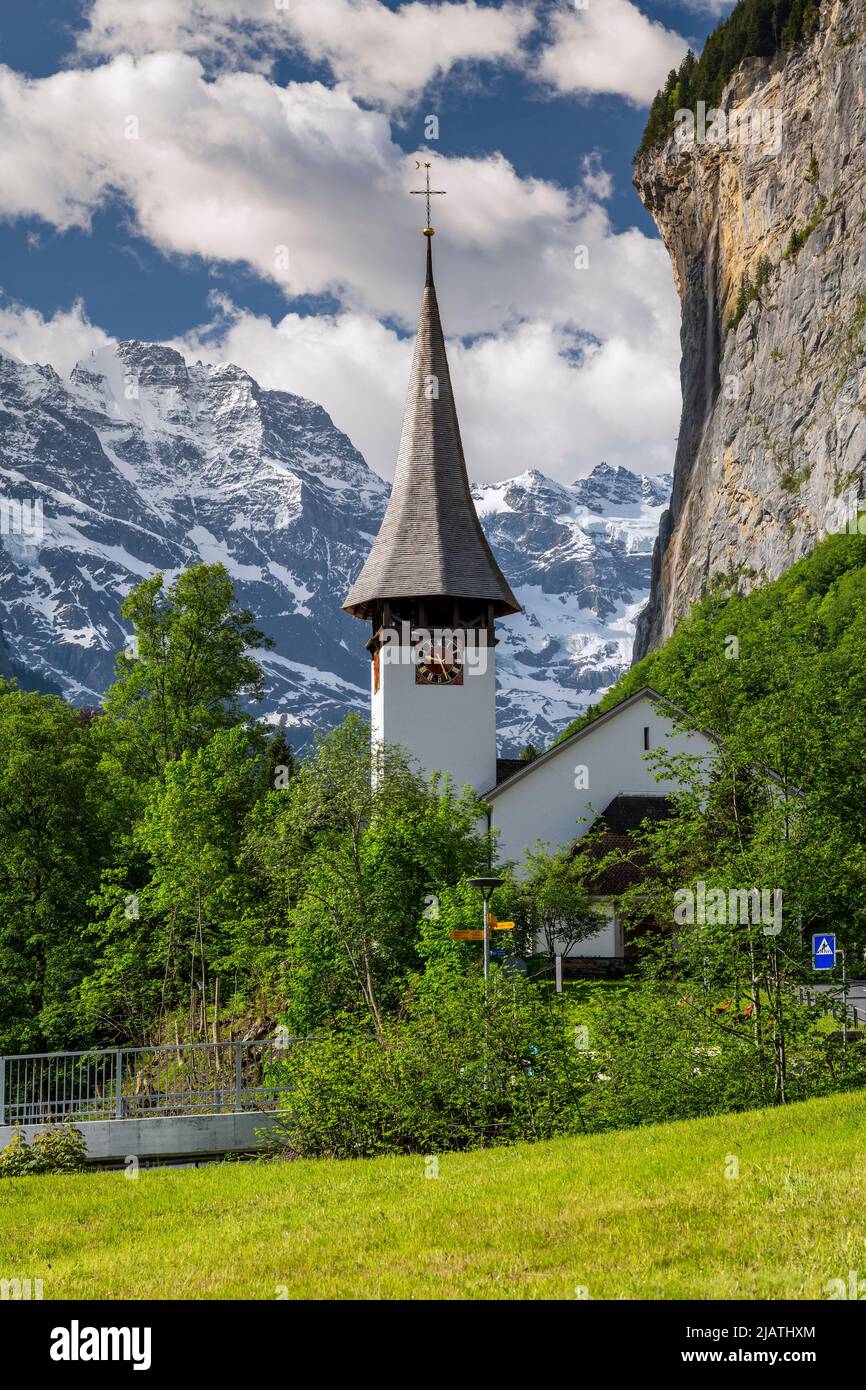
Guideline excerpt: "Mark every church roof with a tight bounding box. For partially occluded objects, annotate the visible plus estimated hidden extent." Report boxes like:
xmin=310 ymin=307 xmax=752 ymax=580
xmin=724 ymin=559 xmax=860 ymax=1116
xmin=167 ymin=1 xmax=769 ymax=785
xmin=578 ymin=794 xmax=674 ymax=896
xmin=343 ymin=236 xmax=520 ymax=620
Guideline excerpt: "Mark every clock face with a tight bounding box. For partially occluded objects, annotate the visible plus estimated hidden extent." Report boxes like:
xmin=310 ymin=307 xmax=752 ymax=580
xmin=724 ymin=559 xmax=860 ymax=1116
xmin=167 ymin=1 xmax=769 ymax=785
xmin=415 ymin=638 xmax=463 ymax=686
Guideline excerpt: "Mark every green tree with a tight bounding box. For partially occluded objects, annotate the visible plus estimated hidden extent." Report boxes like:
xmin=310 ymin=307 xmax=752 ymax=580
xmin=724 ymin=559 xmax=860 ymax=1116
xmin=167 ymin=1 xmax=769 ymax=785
xmin=511 ymin=843 xmax=607 ymax=966
xmin=80 ymin=726 xmax=266 ymax=1042
xmin=0 ymin=686 xmax=109 ymax=1050
xmin=244 ymin=716 xmax=491 ymax=1037
xmin=98 ymin=563 xmax=271 ymax=786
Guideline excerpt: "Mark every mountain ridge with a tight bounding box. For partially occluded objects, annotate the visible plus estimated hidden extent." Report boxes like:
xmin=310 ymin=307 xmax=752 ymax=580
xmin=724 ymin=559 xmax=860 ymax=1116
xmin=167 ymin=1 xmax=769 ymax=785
xmin=0 ymin=340 xmax=670 ymax=752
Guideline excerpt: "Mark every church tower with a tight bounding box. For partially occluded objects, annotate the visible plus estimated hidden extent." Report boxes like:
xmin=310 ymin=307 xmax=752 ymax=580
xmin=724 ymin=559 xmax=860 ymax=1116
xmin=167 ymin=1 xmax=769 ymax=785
xmin=343 ymin=184 xmax=519 ymax=793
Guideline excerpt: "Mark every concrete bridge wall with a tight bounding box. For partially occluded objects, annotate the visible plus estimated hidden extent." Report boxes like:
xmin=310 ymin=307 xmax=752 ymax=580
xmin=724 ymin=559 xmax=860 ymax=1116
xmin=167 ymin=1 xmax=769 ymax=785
xmin=0 ymin=1110 xmax=284 ymax=1166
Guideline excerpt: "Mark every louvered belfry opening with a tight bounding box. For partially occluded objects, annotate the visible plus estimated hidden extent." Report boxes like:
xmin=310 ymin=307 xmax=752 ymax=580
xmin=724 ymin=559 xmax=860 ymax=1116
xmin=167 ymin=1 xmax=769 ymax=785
xmin=343 ymin=234 xmax=520 ymax=647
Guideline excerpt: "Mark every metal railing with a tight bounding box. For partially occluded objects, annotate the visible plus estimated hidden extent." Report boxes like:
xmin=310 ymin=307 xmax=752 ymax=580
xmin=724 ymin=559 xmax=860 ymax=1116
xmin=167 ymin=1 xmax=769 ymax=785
xmin=798 ymin=987 xmax=863 ymax=1028
xmin=0 ymin=1040 xmax=300 ymax=1126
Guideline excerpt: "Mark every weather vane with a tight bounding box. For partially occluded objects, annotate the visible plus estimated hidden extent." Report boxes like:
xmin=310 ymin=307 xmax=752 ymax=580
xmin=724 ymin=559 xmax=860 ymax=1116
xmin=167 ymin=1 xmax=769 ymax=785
xmin=411 ymin=160 xmax=446 ymax=237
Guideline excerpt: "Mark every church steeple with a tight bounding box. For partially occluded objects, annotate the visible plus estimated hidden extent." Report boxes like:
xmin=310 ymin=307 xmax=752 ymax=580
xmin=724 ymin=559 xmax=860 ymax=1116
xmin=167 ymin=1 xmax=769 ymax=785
xmin=342 ymin=223 xmax=520 ymax=621
xmin=344 ymin=171 xmax=518 ymax=795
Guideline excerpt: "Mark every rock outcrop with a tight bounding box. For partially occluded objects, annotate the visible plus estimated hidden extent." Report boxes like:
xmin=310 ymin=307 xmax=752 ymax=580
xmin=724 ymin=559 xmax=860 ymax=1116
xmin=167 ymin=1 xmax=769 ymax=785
xmin=633 ymin=0 xmax=866 ymax=657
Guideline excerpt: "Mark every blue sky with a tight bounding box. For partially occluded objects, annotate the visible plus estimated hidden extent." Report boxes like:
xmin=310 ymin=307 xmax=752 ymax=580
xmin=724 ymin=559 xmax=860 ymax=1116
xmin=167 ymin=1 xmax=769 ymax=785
xmin=0 ymin=0 xmax=732 ymax=481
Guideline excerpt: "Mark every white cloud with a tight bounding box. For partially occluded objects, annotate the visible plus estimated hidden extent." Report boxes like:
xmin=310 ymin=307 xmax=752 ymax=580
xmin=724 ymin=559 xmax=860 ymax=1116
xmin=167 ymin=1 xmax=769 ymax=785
xmin=537 ymin=0 xmax=689 ymax=106
xmin=0 ymin=298 xmax=114 ymax=376
xmin=676 ymin=0 xmax=733 ymax=14
xmin=173 ymin=297 xmax=679 ymax=484
xmin=0 ymin=51 xmax=681 ymax=483
xmin=77 ymin=0 xmax=535 ymax=111
xmin=0 ymin=55 xmax=676 ymax=342
xmin=579 ymin=150 xmax=613 ymax=201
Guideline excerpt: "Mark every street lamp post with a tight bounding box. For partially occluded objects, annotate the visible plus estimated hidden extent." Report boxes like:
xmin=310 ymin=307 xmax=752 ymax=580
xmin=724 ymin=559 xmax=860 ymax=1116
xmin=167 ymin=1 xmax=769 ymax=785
xmin=467 ymin=876 xmax=504 ymax=993
xmin=467 ymin=876 xmax=504 ymax=1092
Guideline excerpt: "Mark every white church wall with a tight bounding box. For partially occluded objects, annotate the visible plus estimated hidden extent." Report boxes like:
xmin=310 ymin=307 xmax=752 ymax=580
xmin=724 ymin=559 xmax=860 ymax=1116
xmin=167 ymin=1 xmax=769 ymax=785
xmin=487 ymin=692 xmax=715 ymax=872
xmin=535 ymin=901 xmax=620 ymax=958
xmin=570 ymin=901 xmax=619 ymax=957
xmin=373 ymin=645 xmax=498 ymax=794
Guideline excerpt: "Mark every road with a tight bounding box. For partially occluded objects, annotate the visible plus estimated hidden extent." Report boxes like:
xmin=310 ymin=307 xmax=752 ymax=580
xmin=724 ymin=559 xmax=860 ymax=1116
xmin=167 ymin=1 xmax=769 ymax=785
xmin=800 ymin=978 xmax=866 ymax=1025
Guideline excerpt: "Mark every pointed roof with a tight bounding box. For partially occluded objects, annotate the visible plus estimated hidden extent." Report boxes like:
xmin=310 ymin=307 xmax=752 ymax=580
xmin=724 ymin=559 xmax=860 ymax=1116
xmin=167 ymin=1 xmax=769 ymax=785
xmin=343 ymin=236 xmax=520 ymax=620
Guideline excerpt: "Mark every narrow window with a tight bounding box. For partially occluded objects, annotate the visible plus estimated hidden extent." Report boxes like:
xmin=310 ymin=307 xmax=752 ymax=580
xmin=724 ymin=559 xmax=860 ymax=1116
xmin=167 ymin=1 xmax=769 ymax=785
xmin=643 ymin=726 xmax=650 ymax=751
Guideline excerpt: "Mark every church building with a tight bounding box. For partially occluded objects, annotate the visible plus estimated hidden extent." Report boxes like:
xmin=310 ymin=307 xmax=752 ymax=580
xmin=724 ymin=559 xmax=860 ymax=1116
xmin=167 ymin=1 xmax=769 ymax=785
xmin=344 ymin=205 xmax=714 ymax=960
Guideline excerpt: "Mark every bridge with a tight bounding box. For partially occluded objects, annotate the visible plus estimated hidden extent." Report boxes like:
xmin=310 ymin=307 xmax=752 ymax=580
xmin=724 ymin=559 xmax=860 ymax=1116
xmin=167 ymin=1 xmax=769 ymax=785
xmin=0 ymin=1039 xmax=298 ymax=1166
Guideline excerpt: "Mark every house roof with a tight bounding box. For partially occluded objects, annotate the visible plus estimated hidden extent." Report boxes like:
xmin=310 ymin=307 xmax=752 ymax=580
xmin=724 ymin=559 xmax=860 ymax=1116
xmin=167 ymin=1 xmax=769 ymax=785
xmin=577 ymin=793 xmax=674 ymax=895
xmin=343 ymin=236 xmax=520 ymax=621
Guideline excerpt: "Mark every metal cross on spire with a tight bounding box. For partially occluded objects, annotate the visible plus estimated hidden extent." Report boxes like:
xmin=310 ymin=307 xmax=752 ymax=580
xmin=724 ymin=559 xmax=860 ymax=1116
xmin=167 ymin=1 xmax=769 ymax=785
xmin=411 ymin=160 xmax=446 ymax=236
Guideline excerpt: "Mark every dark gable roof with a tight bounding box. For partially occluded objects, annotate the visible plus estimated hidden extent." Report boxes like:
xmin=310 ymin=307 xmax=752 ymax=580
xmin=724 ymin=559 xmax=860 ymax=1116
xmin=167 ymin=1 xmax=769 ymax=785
xmin=495 ymin=757 xmax=525 ymax=785
xmin=343 ymin=236 xmax=520 ymax=621
xmin=578 ymin=794 xmax=674 ymax=895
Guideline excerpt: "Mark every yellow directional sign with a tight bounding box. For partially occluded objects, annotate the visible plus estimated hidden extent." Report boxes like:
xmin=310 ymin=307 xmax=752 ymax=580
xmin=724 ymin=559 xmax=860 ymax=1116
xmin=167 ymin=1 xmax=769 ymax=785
xmin=450 ymin=920 xmax=516 ymax=941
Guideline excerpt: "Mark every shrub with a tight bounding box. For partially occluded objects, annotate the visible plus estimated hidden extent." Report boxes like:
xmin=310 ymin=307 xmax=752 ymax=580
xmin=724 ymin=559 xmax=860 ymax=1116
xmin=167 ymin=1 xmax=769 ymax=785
xmin=33 ymin=1125 xmax=88 ymax=1174
xmin=0 ymin=1125 xmax=87 ymax=1177
xmin=568 ymin=980 xmax=866 ymax=1133
xmin=0 ymin=1128 xmax=41 ymax=1177
xmin=267 ymin=972 xmax=585 ymax=1159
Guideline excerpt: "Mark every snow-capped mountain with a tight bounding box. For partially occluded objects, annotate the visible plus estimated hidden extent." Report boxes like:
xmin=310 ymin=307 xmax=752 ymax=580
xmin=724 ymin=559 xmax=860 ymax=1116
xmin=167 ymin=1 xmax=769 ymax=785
xmin=0 ymin=341 xmax=669 ymax=752
xmin=473 ymin=466 xmax=670 ymax=750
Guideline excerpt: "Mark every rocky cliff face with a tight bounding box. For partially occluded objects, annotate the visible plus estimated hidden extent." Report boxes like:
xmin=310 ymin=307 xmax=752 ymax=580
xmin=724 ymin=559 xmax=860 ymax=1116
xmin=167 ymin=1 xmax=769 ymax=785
xmin=633 ymin=0 xmax=866 ymax=657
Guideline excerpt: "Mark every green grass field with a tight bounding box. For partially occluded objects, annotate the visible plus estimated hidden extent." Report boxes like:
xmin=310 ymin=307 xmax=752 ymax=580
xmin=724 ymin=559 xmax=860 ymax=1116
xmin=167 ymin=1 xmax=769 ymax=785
xmin=2 ymin=1090 xmax=864 ymax=1300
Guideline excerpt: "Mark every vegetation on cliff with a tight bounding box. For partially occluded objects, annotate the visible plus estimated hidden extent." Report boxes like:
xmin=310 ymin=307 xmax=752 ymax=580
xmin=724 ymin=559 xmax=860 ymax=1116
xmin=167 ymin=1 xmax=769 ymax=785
xmin=637 ymin=0 xmax=823 ymax=157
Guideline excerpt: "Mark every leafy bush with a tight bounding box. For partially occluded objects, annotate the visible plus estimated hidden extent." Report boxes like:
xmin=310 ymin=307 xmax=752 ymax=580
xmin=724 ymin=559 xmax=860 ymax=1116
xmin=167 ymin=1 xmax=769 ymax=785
xmin=569 ymin=981 xmax=866 ymax=1133
xmin=32 ymin=1125 xmax=88 ymax=1174
xmin=267 ymin=973 xmax=585 ymax=1159
xmin=0 ymin=1125 xmax=87 ymax=1177
xmin=0 ymin=1128 xmax=41 ymax=1177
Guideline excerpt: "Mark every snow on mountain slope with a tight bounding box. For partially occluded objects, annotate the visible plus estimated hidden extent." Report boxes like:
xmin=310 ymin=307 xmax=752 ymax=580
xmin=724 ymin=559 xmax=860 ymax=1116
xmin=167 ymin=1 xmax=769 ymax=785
xmin=0 ymin=342 xmax=669 ymax=752
xmin=472 ymin=466 xmax=670 ymax=750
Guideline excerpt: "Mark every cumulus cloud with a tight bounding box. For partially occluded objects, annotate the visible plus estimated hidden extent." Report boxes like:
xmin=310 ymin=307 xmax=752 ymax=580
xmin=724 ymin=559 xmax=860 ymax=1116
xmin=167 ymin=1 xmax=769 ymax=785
xmin=0 ymin=50 xmax=680 ymax=481
xmin=579 ymin=150 xmax=614 ymax=201
xmin=537 ymin=0 xmax=689 ymax=106
xmin=77 ymin=0 xmax=535 ymax=110
xmin=0 ymin=54 xmax=676 ymax=344
xmin=0 ymin=298 xmax=114 ymax=377
xmin=173 ymin=297 xmax=679 ymax=484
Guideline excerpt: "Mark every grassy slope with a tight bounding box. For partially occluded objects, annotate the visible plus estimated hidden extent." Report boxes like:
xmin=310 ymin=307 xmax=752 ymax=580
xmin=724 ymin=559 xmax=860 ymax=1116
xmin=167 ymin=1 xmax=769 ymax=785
xmin=2 ymin=1090 xmax=864 ymax=1300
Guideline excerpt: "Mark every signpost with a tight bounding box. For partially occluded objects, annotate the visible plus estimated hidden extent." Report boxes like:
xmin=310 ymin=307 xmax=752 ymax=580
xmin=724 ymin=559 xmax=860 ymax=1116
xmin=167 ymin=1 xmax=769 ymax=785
xmin=466 ymin=877 xmax=505 ymax=990
xmin=812 ymin=933 xmax=836 ymax=970
xmin=812 ymin=933 xmax=848 ymax=1045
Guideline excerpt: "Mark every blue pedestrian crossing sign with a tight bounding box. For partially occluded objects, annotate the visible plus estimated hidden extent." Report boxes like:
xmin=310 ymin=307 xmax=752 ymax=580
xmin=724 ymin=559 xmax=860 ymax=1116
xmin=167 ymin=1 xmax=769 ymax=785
xmin=812 ymin=933 xmax=837 ymax=970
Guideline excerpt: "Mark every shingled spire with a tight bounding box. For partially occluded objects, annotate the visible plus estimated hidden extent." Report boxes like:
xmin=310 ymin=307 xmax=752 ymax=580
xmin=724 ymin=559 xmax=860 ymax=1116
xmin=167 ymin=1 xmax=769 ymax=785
xmin=343 ymin=232 xmax=520 ymax=621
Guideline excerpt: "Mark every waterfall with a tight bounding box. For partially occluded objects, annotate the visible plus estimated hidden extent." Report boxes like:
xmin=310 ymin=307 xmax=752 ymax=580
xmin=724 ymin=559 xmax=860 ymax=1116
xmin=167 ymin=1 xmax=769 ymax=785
xmin=702 ymin=201 xmax=720 ymax=428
